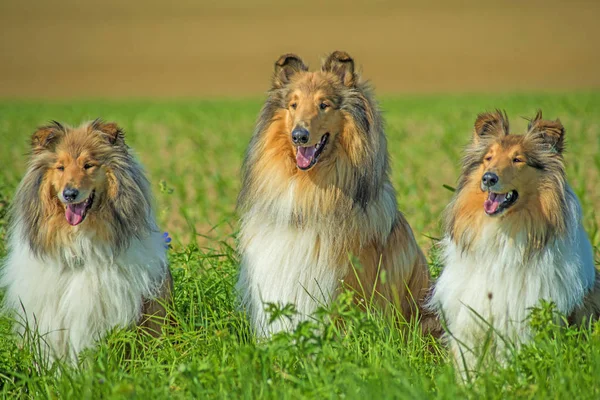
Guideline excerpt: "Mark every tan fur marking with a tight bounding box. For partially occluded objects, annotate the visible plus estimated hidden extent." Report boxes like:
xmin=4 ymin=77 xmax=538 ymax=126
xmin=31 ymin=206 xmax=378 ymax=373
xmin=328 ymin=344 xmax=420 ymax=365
xmin=344 ymin=218 xmax=431 ymax=322
xmin=451 ymin=116 xmax=567 ymax=253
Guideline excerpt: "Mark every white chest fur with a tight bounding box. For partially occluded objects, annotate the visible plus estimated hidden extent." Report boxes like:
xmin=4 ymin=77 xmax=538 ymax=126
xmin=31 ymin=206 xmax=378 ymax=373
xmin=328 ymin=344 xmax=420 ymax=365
xmin=1 ymin=226 xmax=167 ymax=363
xmin=237 ymin=219 xmax=345 ymax=336
xmin=432 ymin=189 xmax=595 ymax=365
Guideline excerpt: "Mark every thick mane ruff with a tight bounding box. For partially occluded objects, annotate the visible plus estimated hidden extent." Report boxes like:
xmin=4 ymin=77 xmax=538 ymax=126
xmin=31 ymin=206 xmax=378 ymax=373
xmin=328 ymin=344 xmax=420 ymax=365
xmin=10 ymin=120 xmax=155 ymax=259
xmin=2 ymin=120 xmax=171 ymax=363
xmin=432 ymin=110 xmax=597 ymax=373
xmin=238 ymin=77 xmax=388 ymax=237
xmin=445 ymin=110 xmax=569 ymax=255
xmin=237 ymin=53 xmax=433 ymax=336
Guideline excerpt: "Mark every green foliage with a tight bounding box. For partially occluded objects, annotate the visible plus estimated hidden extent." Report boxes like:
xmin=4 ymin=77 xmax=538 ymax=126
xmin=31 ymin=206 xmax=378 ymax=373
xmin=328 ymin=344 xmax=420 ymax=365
xmin=0 ymin=94 xmax=600 ymax=398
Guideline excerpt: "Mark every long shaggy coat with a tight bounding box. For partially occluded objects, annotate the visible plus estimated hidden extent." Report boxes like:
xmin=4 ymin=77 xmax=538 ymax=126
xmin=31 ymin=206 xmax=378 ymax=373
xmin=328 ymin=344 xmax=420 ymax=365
xmin=1 ymin=120 xmax=172 ymax=363
xmin=431 ymin=110 xmax=600 ymax=373
xmin=237 ymin=51 xmax=433 ymax=336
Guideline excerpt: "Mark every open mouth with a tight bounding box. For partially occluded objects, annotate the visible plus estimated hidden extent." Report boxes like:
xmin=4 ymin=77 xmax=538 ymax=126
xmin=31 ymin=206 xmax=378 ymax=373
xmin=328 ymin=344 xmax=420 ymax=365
xmin=296 ymin=133 xmax=329 ymax=170
xmin=484 ymin=190 xmax=518 ymax=216
xmin=65 ymin=191 xmax=95 ymax=226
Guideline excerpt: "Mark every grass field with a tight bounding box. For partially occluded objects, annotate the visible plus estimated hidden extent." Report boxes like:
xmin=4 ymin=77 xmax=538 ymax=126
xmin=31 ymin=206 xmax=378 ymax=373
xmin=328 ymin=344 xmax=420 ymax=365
xmin=1 ymin=93 xmax=600 ymax=398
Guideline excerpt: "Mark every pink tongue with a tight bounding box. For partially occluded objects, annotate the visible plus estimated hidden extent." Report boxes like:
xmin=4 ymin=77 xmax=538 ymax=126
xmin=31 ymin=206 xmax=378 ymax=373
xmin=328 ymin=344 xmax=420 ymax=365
xmin=484 ymin=192 xmax=506 ymax=214
xmin=296 ymin=146 xmax=316 ymax=169
xmin=65 ymin=202 xmax=87 ymax=226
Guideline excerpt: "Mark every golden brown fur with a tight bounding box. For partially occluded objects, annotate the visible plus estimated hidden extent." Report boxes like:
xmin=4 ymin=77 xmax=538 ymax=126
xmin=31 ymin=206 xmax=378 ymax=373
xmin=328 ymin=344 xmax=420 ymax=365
xmin=3 ymin=120 xmax=173 ymax=362
xmin=29 ymin=121 xmax=174 ymax=324
xmin=22 ymin=121 xmax=155 ymax=257
xmin=237 ymin=51 xmax=436 ymax=335
xmin=448 ymin=110 xmax=569 ymax=255
xmin=432 ymin=110 xmax=599 ymax=374
xmin=449 ymin=110 xmax=600 ymax=324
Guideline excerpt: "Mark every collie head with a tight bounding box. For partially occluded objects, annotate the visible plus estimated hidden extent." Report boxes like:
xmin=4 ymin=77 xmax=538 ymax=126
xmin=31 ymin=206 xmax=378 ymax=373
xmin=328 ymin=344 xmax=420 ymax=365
xmin=239 ymin=51 xmax=389 ymax=219
xmin=11 ymin=120 xmax=154 ymax=258
xmin=447 ymin=110 xmax=568 ymax=252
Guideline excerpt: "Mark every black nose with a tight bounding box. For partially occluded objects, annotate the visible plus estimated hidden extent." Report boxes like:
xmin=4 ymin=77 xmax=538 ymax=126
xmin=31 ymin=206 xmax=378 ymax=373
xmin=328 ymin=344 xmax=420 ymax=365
xmin=292 ymin=127 xmax=310 ymax=145
xmin=63 ymin=187 xmax=79 ymax=202
xmin=482 ymin=172 xmax=499 ymax=188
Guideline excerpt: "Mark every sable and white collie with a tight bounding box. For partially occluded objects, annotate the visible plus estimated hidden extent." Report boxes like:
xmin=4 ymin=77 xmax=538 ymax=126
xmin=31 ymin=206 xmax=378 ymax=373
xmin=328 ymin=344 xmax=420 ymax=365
xmin=1 ymin=120 xmax=173 ymax=364
xmin=236 ymin=51 xmax=434 ymax=336
xmin=431 ymin=110 xmax=600 ymax=373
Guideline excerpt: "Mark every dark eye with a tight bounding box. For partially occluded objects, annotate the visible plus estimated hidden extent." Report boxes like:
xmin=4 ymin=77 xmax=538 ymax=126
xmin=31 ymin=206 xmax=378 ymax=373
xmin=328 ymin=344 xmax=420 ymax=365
xmin=513 ymin=157 xmax=523 ymax=163
xmin=84 ymin=163 xmax=93 ymax=170
xmin=484 ymin=156 xmax=492 ymax=162
xmin=290 ymin=103 xmax=297 ymax=110
xmin=320 ymin=102 xmax=329 ymax=110
xmin=57 ymin=165 xmax=65 ymax=171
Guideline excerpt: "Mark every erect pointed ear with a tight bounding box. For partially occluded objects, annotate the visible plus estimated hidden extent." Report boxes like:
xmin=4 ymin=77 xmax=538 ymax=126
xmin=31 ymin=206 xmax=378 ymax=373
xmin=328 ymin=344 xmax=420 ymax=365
xmin=473 ymin=110 xmax=509 ymax=143
xmin=91 ymin=119 xmax=124 ymax=145
xmin=321 ymin=51 xmax=356 ymax=87
xmin=526 ymin=110 xmax=565 ymax=154
xmin=31 ymin=121 xmax=65 ymax=153
xmin=272 ymin=54 xmax=308 ymax=89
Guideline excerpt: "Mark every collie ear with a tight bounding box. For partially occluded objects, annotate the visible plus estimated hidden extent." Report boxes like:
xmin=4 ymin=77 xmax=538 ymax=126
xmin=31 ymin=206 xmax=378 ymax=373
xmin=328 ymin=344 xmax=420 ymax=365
xmin=272 ymin=54 xmax=307 ymax=89
xmin=92 ymin=119 xmax=124 ymax=145
xmin=526 ymin=110 xmax=565 ymax=154
xmin=473 ymin=110 xmax=509 ymax=143
xmin=322 ymin=51 xmax=356 ymax=87
xmin=31 ymin=121 xmax=64 ymax=152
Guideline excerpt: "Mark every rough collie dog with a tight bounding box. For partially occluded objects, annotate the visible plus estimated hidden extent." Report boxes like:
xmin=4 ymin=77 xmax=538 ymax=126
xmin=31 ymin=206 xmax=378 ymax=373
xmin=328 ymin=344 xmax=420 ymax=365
xmin=1 ymin=120 xmax=173 ymax=363
xmin=431 ymin=110 xmax=600 ymax=373
xmin=236 ymin=51 xmax=433 ymax=336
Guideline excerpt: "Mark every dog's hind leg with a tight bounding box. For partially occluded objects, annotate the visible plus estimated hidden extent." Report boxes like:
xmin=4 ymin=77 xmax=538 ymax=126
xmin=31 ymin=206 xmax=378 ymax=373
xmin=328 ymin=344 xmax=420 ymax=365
xmin=139 ymin=267 xmax=175 ymax=337
xmin=569 ymin=273 xmax=600 ymax=326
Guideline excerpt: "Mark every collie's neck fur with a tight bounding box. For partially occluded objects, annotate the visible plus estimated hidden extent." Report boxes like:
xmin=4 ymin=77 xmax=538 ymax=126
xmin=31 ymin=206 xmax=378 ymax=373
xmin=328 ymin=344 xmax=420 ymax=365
xmin=238 ymin=80 xmax=393 ymax=251
xmin=2 ymin=224 xmax=167 ymax=363
xmin=237 ymin=182 xmax=401 ymax=335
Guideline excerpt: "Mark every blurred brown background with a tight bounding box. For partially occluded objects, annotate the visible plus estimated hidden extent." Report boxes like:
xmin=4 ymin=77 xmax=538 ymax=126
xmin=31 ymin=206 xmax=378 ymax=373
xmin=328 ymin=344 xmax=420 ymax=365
xmin=1 ymin=0 xmax=599 ymax=99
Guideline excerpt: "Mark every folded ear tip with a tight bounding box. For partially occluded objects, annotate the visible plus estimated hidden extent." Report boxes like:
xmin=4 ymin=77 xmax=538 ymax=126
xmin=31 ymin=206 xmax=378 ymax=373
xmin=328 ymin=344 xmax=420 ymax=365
xmin=275 ymin=53 xmax=304 ymax=68
xmin=323 ymin=51 xmax=354 ymax=67
xmin=91 ymin=119 xmax=124 ymax=144
xmin=475 ymin=110 xmax=507 ymax=125
xmin=272 ymin=54 xmax=307 ymax=88
xmin=275 ymin=54 xmax=292 ymax=67
xmin=474 ymin=110 xmax=509 ymax=138
xmin=331 ymin=50 xmax=352 ymax=62
xmin=527 ymin=110 xmax=565 ymax=133
xmin=105 ymin=122 xmax=120 ymax=131
xmin=93 ymin=119 xmax=120 ymax=132
xmin=31 ymin=123 xmax=64 ymax=150
xmin=321 ymin=51 xmax=357 ymax=87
